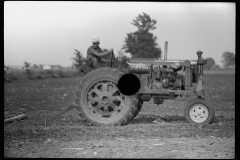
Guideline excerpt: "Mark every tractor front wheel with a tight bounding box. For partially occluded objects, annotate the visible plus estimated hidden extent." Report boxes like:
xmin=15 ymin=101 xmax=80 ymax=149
xmin=184 ymin=98 xmax=215 ymax=124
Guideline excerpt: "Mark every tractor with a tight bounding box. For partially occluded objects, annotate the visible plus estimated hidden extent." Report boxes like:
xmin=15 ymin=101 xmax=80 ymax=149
xmin=75 ymin=42 xmax=215 ymax=126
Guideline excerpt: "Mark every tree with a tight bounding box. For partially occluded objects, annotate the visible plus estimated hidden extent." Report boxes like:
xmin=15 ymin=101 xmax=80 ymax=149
xmin=117 ymin=50 xmax=123 ymax=58
xmin=71 ymin=49 xmax=85 ymax=69
xmin=116 ymin=50 xmax=129 ymax=58
xmin=221 ymin=51 xmax=235 ymax=69
xmin=23 ymin=61 xmax=31 ymax=74
xmin=204 ymin=57 xmax=216 ymax=70
xmin=214 ymin=64 xmax=220 ymax=70
xmin=32 ymin=64 xmax=40 ymax=70
xmin=122 ymin=12 xmax=162 ymax=59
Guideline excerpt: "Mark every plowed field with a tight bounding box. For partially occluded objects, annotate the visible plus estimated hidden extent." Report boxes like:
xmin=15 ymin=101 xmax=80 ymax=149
xmin=4 ymin=73 xmax=235 ymax=158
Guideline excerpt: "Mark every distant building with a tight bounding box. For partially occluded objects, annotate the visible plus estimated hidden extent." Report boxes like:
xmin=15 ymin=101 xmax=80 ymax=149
xmin=43 ymin=65 xmax=51 ymax=70
xmin=51 ymin=65 xmax=62 ymax=70
xmin=229 ymin=65 xmax=235 ymax=69
xmin=219 ymin=65 xmax=225 ymax=69
xmin=22 ymin=66 xmax=31 ymax=71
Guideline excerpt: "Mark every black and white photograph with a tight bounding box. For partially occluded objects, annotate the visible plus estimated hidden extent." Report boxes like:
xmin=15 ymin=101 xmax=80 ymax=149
xmin=4 ymin=1 xmax=235 ymax=158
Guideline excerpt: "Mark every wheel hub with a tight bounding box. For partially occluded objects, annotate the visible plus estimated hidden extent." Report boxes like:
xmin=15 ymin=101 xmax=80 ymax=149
xmin=189 ymin=104 xmax=209 ymax=123
xmin=101 ymin=96 xmax=110 ymax=104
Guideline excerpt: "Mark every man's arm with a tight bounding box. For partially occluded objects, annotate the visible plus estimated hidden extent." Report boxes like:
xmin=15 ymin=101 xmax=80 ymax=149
xmin=91 ymin=48 xmax=113 ymax=57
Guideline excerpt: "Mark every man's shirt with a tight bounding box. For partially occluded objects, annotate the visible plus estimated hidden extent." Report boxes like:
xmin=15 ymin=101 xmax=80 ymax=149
xmin=86 ymin=45 xmax=103 ymax=61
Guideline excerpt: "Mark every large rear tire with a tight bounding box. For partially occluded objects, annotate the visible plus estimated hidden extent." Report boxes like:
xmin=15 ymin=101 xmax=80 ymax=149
xmin=184 ymin=98 xmax=215 ymax=124
xmin=131 ymin=96 xmax=143 ymax=119
xmin=75 ymin=68 xmax=138 ymax=126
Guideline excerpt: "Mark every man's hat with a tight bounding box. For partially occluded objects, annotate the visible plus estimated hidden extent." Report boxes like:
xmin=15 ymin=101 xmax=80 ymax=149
xmin=92 ymin=36 xmax=100 ymax=43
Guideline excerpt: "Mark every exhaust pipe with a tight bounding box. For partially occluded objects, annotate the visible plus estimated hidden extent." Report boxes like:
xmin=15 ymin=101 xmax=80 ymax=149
xmin=164 ymin=41 xmax=168 ymax=61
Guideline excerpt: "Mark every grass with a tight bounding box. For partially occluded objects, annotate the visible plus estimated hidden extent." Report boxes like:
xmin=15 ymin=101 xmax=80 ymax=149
xmin=203 ymin=69 xmax=235 ymax=75
xmin=4 ymin=68 xmax=83 ymax=81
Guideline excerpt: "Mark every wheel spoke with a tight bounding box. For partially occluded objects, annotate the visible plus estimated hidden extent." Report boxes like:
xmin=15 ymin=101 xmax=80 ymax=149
xmin=110 ymin=101 xmax=124 ymax=111
xmin=108 ymin=83 xmax=118 ymax=95
xmin=87 ymin=101 xmax=92 ymax=107
xmin=110 ymin=102 xmax=118 ymax=109
xmin=102 ymin=83 xmax=108 ymax=92
xmin=89 ymin=107 xmax=102 ymax=116
xmin=103 ymin=105 xmax=109 ymax=111
xmin=93 ymin=85 xmax=102 ymax=96
xmin=109 ymin=87 xmax=118 ymax=95
xmin=112 ymin=96 xmax=124 ymax=104
xmin=110 ymin=104 xmax=123 ymax=117
xmin=87 ymin=94 xmax=99 ymax=103
xmin=96 ymin=105 xmax=113 ymax=117
xmin=116 ymin=103 xmax=124 ymax=111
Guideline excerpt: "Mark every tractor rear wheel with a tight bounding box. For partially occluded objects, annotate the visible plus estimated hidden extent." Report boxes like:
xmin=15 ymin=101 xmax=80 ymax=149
xmin=131 ymin=97 xmax=143 ymax=119
xmin=75 ymin=68 xmax=138 ymax=126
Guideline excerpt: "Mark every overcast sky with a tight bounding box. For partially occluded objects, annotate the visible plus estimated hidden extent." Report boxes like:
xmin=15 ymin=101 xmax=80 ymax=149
xmin=4 ymin=1 xmax=235 ymax=67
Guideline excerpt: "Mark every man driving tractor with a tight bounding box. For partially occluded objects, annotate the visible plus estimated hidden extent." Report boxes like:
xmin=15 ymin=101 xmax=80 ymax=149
xmin=85 ymin=36 xmax=113 ymax=69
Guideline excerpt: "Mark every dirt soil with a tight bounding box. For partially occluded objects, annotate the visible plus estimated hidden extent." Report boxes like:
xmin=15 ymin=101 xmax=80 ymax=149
xmin=4 ymin=74 xmax=235 ymax=158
